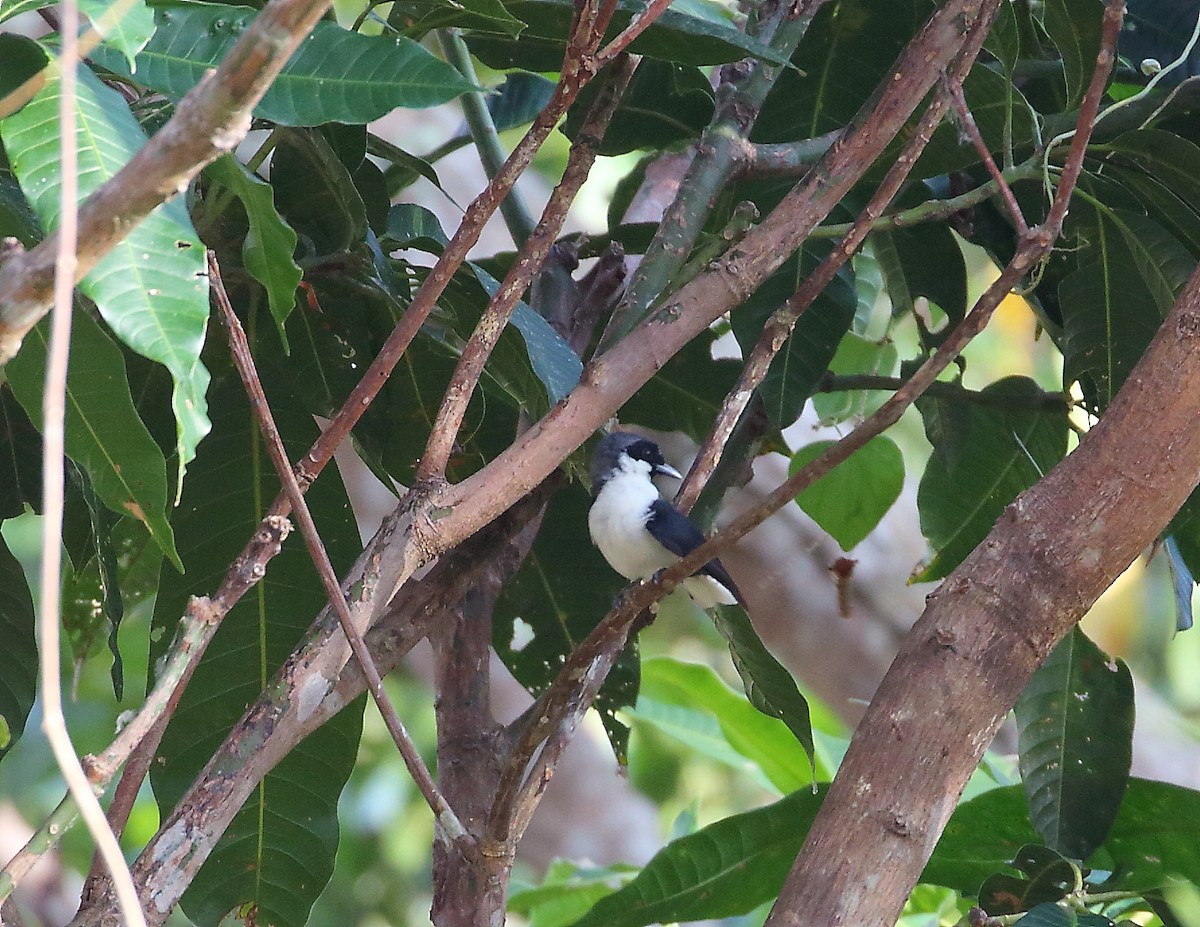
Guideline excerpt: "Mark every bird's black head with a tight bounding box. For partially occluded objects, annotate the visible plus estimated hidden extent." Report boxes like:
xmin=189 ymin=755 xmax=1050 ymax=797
xmin=590 ymin=431 xmax=680 ymax=491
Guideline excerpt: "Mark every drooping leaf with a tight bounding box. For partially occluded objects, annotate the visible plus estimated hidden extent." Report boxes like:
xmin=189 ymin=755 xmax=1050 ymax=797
xmin=571 ymin=786 xmax=829 ymax=927
xmin=203 ymin=156 xmax=301 ymax=347
xmin=509 ymin=860 xmax=638 ymax=927
xmin=711 ymin=604 xmax=814 ymax=770
xmin=0 ymin=535 xmax=36 ymax=762
xmin=916 ymin=376 xmax=1068 ymax=581
xmin=89 ymin=3 xmax=478 ymax=127
xmin=466 ymin=0 xmax=791 ymax=71
xmin=563 ymin=59 xmax=714 ymax=157
xmin=0 ymin=59 xmax=211 ymax=487
xmin=150 ymin=372 xmax=363 ymax=927
xmin=5 ymin=312 xmax=182 ymax=570
xmin=634 ymin=657 xmax=825 ymax=792
xmin=729 ymin=242 xmax=857 ymax=429
xmin=271 ymin=127 xmax=368 ymax=256
xmin=1060 ymin=203 xmax=1193 ymax=413
xmin=494 ymin=483 xmax=639 ymax=758
xmin=1016 ymin=628 xmax=1134 ymax=861
xmin=1043 ymin=0 xmax=1105 ymax=109
xmin=873 ymin=217 xmax=968 ymax=333
xmin=79 ymin=0 xmax=156 ymax=72
xmin=0 ymin=383 xmax=42 ymax=518
xmin=789 ymin=436 xmax=905 ymax=551
xmin=978 ymin=845 xmax=1079 ymax=915
xmin=389 ymin=0 xmax=527 ymax=37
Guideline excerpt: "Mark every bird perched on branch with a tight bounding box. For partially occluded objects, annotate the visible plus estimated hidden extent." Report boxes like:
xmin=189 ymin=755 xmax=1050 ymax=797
xmin=588 ymin=431 xmax=745 ymax=609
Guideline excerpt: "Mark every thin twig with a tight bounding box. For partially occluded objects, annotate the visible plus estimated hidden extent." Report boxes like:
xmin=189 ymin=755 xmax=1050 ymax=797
xmin=815 ymin=373 xmax=1068 ymax=410
xmin=592 ymin=0 xmax=673 ymax=67
xmin=209 ymin=254 xmax=467 ymax=841
xmin=675 ymin=8 xmax=995 ymax=513
xmin=943 ymin=77 xmax=1028 ymax=233
xmin=418 ymin=54 xmax=640 ymax=480
xmin=35 ymin=7 xmax=146 ymax=926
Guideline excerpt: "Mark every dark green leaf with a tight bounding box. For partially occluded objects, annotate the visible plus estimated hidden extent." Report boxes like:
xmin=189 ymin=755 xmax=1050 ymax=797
xmin=204 ymin=156 xmax=301 ymax=346
xmin=1 ymin=60 xmax=211 ymax=483
xmin=0 ymin=34 xmax=48 ymax=120
xmin=150 ymin=372 xmax=363 ymax=927
xmin=1104 ymin=130 xmax=1200 ymax=218
xmin=89 ymin=3 xmax=478 ymax=127
xmin=1060 ymin=203 xmax=1192 ymax=412
xmin=1015 ymin=903 xmax=1076 ymax=927
xmin=873 ymin=218 xmax=968 ymax=332
xmin=466 ymin=0 xmax=790 ymax=71
xmin=790 ymin=436 xmax=905 ymax=551
xmin=979 ymin=845 xmax=1078 ymax=915
xmin=486 ymin=71 xmax=557 ymax=132
xmin=389 ymin=0 xmax=527 ymax=38
xmin=0 ymin=383 xmax=42 ymax=518
xmin=571 ymin=786 xmax=829 ymax=927
xmin=271 ymin=128 xmax=367 ymax=255
xmin=753 ymin=0 xmax=925 ymax=142
xmin=985 ymin=0 xmax=1022 ymax=74
xmin=494 ymin=483 xmax=639 ymax=758
xmin=0 ymin=169 xmax=42 ymax=246
xmin=711 ymin=604 xmax=814 ymax=770
xmin=1043 ymin=0 xmax=1104 ymax=109
xmin=621 ymin=330 xmax=740 ymax=443
xmin=5 ymin=312 xmax=182 ymax=570
xmin=916 ymin=376 xmax=1068 ymax=581
xmin=0 ymin=535 xmax=36 ymax=761
xmin=730 ymin=243 xmax=857 ymax=429
xmin=1016 ymin=628 xmax=1134 ymax=860
xmin=563 ymin=59 xmax=714 ymax=157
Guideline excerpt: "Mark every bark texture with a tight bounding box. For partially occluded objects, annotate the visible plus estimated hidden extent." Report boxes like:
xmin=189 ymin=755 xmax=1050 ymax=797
xmin=766 ymin=263 xmax=1200 ymax=927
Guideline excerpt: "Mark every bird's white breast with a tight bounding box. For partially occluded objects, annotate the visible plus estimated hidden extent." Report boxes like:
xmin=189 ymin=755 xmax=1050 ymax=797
xmin=588 ymin=473 xmax=675 ymax=581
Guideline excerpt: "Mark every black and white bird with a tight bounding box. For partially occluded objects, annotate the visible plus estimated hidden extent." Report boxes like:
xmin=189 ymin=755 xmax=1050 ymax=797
xmin=588 ymin=431 xmax=745 ymax=609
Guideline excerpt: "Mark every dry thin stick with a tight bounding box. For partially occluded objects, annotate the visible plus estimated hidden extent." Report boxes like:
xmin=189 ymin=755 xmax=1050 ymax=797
xmin=35 ymin=7 xmax=146 ymax=927
xmin=675 ymin=7 xmax=994 ymax=512
xmin=208 ymin=254 xmax=466 ymax=841
xmin=419 ymin=54 xmax=640 ymax=480
xmin=944 ymin=77 xmax=1029 ymax=233
xmin=593 ymin=0 xmax=674 ymax=67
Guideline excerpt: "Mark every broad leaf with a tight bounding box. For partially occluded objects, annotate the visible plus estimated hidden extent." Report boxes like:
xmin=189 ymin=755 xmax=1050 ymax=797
xmin=1043 ymin=0 xmax=1104 ymax=109
xmin=271 ymin=128 xmax=367 ymax=256
xmin=204 ymin=156 xmax=301 ymax=347
xmin=916 ymin=376 xmax=1068 ymax=581
xmin=729 ymin=243 xmax=857 ymax=429
xmin=0 ymin=60 xmax=211 ymax=486
xmin=873 ymin=218 xmax=968 ymax=333
xmin=494 ymin=483 xmax=639 ymax=758
xmin=466 ymin=0 xmax=791 ymax=71
xmin=571 ymin=786 xmax=829 ymax=927
xmin=1016 ymin=903 xmax=1114 ymax=927
xmin=711 ymin=604 xmax=815 ymax=770
xmin=810 ymin=332 xmax=898 ymax=424
xmin=0 ymin=535 xmax=36 ymax=761
xmin=5 ymin=312 xmax=182 ymax=569
xmin=389 ymin=0 xmax=527 ymax=37
xmin=0 ymin=383 xmax=42 ymax=518
xmin=0 ymin=34 xmax=48 ymax=120
xmin=1016 ymin=628 xmax=1134 ymax=861
xmin=79 ymin=0 xmax=156 ymax=72
xmin=150 ymin=372 xmax=363 ymax=927
xmin=89 ymin=3 xmax=477 ymax=127
xmin=978 ymin=845 xmax=1080 ymax=915
xmin=790 ymin=436 xmax=904 ymax=551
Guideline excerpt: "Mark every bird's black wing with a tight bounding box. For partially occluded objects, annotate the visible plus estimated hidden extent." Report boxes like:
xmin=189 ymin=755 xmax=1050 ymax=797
xmin=646 ymin=499 xmax=746 ymax=605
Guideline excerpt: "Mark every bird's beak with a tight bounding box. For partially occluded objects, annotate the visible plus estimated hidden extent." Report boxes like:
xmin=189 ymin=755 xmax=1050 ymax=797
xmin=654 ymin=462 xmax=683 ymax=480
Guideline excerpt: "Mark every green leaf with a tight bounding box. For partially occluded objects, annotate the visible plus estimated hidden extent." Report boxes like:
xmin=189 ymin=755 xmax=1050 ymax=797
xmin=563 ymin=59 xmax=714 ymax=157
xmin=620 ymin=330 xmax=741 ymax=442
xmin=494 ymin=483 xmax=639 ymax=759
xmin=1060 ymin=203 xmax=1193 ymax=412
xmin=1163 ymin=536 xmax=1195 ymax=632
xmin=0 ymin=60 xmax=211 ymax=487
xmin=89 ymin=3 xmax=477 ymax=127
xmin=730 ymin=242 xmax=857 ymax=429
xmin=1104 ymin=130 xmax=1200 ymax=218
xmin=270 ymin=128 xmax=367 ymax=256
xmin=5 ymin=313 xmax=182 ymax=570
xmin=916 ymin=376 xmax=1068 ymax=581
xmin=711 ymin=604 xmax=814 ymax=770
xmin=150 ymin=372 xmax=364 ymax=927
xmin=79 ymin=0 xmax=156 ymax=72
xmin=204 ymin=156 xmax=301 ymax=346
xmin=790 ymin=436 xmax=904 ymax=551
xmin=979 ymin=845 xmax=1078 ymax=915
xmin=0 ymin=383 xmax=42 ymax=518
xmin=1016 ymin=628 xmax=1134 ymax=861
xmin=0 ymin=34 xmax=48 ymax=120
xmin=0 ymin=0 xmax=54 ymax=24
xmin=389 ymin=0 xmax=527 ymax=37
xmin=0 ymin=534 xmax=36 ymax=762
xmin=810 ymin=332 xmax=898 ymax=424
xmin=1043 ymin=0 xmax=1104 ymax=109
xmin=466 ymin=0 xmax=791 ymax=71
xmin=636 ymin=657 xmax=824 ymax=792
xmin=873 ymin=218 xmax=968 ymax=332
xmin=0 ymin=168 xmax=42 ymax=246
xmin=571 ymin=786 xmax=829 ymax=927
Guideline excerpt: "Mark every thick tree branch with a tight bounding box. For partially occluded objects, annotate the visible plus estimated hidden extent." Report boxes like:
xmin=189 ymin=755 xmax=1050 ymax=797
xmin=0 ymin=0 xmax=335 ymax=362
